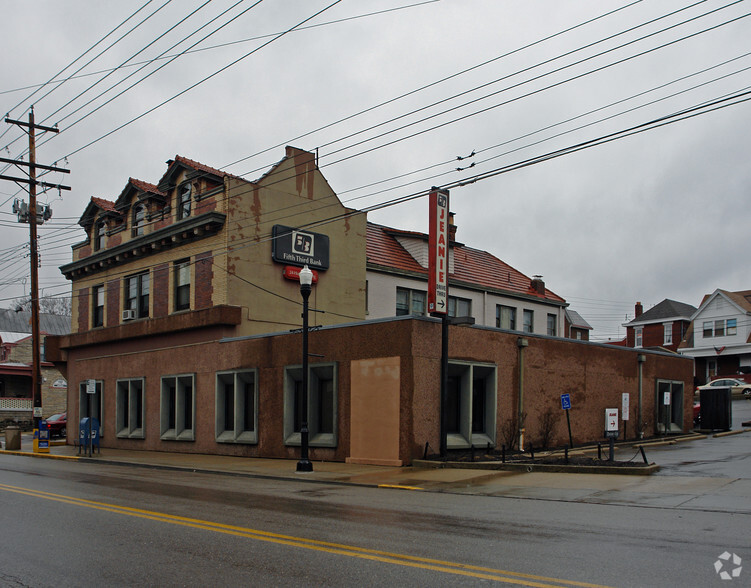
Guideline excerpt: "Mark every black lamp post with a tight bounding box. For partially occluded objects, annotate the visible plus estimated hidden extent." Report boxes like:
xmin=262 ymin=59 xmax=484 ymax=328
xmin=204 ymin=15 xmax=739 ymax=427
xmin=297 ymin=265 xmax=314 ymax=473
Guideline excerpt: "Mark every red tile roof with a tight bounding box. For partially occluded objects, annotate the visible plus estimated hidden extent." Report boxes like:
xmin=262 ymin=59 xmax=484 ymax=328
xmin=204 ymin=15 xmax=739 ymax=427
xmin=129 ymin=177 xmax=165 ymax=196
xmin=366 ymin=223 xmax=565 ymax=303
xmin=174 ymin=155 xmax=227 ymax=178
xmin=91 ymin=197 xmax=117 ymax=212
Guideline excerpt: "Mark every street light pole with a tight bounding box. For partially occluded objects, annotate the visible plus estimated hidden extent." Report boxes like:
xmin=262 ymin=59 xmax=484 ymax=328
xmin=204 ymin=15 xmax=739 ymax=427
xmin=297 ymin=265 xmax=314 ymax=473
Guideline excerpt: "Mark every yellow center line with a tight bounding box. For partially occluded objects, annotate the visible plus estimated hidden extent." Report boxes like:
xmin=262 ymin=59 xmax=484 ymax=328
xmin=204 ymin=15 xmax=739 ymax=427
xmin=0 ymin=483 xmax=613 ymax=588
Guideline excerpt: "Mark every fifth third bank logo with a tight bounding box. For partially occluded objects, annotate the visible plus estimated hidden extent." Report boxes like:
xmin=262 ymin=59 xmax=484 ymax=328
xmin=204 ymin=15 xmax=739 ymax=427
xmin=714 ymin=552 xmax=742 ymax=580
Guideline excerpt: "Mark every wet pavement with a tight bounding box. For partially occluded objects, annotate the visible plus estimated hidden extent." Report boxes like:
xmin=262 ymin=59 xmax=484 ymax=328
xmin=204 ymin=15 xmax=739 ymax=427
xmin=2 ymin=399 xmax=750 ymax=513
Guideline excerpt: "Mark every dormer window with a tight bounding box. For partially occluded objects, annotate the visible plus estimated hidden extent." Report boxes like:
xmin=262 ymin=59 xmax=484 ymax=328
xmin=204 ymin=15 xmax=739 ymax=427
xmin=178 ymin=183 xmax=192 ymax=220
xmin=94 ymin=220 xmax=106 ymax=251
xmin=132 ymin=203 xmax=145 ymax=237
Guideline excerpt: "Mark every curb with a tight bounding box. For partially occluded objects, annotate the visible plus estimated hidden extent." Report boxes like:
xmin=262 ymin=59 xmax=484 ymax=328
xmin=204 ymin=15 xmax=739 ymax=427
xmin=411 ymin=459 xmax=659 ymax=476
xmin=0 ymin=449 xmax=385 ymax=490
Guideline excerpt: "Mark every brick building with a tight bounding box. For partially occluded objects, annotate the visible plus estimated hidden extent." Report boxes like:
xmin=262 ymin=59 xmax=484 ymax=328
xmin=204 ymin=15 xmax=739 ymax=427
xmin=0 ymin=310 xmax=70 ymax=424
xmin=47 ymin=147 xmax=693 ymax=463
xmin=623 ymin=299 xmax=696 ymax=352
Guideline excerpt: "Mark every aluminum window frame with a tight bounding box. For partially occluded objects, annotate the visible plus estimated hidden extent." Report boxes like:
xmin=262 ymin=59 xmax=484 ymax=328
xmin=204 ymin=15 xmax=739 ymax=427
xmin=160 ymin=373 xmax=195 ymax=441
xmin=283 ymin=362 xmax=337 ymax=448
xmin=215 ymin=369 xmax=258 ymax=444
xmin=116 ymin=378 xmax=145 ymax=439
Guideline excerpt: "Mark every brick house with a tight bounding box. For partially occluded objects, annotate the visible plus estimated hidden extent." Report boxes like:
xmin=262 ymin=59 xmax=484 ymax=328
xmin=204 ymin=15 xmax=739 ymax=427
xmin=564 ymin=309 xmax=592 ymax=341
xmin=623 ymin=299 xmax=696 ymax=352
xmin=46 ymin=147 xmax=693 ymax=463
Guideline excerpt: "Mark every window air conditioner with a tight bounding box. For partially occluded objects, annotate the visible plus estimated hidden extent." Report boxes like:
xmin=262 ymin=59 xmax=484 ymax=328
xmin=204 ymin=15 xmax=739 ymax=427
xmin=122 ymin=309 xmax=136 ymax=321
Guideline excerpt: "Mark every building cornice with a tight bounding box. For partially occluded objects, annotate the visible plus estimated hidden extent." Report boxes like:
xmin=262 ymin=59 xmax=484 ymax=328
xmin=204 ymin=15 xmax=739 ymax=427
xmin=60 ymin=211 xmax=226 ymax=280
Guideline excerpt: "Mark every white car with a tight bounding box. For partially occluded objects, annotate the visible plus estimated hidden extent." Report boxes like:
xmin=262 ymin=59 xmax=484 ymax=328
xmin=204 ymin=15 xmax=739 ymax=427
xmin=696 ymin=378 xmax=751 ymax=396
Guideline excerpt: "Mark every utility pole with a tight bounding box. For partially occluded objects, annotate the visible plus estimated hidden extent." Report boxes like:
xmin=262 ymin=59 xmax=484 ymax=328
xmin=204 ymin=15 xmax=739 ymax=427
xmin=2 ymin=107 xmax=70 ymax=450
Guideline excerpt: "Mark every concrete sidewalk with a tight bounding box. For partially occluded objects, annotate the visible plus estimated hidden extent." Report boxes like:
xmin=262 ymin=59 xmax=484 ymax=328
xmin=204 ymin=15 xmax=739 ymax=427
xmin=2 ymin=433 xmax=750 ymax=514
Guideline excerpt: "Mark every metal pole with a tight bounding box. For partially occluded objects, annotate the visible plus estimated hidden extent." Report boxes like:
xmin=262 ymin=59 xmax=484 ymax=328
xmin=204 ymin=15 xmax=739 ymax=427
xmin=297 ymin=282 xmax=313 ymax=472
xmin=517 ymin=338 xmax=528 ymax=451
xmin=439 ymin=314 xmax=448 ymax=458
xmin=566 ymin=408 xmax=574 ymax=449
xmin=637 ymin=354 xmax=645 ymax=439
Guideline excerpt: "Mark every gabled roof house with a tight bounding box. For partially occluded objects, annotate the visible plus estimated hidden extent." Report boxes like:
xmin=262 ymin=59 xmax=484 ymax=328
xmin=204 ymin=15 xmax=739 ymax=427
xmin=678 ymin=289 xmax=751 ymax=383
xmin=623 ymin=299 xmax=697 ymax=352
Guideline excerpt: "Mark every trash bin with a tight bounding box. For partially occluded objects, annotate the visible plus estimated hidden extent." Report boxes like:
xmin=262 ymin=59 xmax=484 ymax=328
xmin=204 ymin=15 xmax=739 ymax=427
xmin=699 ymin=386 xmax=732 ymax=431
xmin=4 ymin=425 xmax=21 ymax=451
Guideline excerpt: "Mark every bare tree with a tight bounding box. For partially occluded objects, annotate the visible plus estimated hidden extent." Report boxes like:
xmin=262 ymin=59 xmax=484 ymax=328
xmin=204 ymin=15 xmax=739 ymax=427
xmin=12 ymin=295 xmax=72 ymax=316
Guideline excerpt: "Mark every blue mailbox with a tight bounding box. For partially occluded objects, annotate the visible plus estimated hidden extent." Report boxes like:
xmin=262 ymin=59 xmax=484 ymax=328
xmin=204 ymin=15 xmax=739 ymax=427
xmin=35 ymin=419 xmax=50 ymax=453
xmin=78 ymin=417 xmax=100 ymax=455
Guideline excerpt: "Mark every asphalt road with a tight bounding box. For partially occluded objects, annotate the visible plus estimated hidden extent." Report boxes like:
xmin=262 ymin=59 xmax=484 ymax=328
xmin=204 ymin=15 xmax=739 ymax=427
xmin=0 ymin=444 xmax=748 ymax=587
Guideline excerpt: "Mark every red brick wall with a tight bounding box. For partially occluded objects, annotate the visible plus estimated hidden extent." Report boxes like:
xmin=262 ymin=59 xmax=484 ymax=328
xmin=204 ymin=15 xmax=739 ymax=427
xmin=77 ymin=287 xmax=89 ymax=332
xmin=58 ymin=316 xmax=692 ymax=464
xmin=194 ymin=251 xmax=213 ymax=309
xmin=106 ymin=279 xmax=120 ymax=327
xmin=153 ymin=263 xmax=169 ymax=318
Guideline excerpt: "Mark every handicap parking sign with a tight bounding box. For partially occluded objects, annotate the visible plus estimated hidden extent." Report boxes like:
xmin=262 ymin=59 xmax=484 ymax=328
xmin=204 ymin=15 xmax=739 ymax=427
xmin=561 ymin=393 xmax=571 ymax=410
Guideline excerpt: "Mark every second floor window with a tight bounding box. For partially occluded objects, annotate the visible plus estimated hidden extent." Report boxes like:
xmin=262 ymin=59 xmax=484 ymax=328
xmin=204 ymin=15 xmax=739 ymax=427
xmin=664 ymin=323 xmax=673 ymax=345
xmin=174 ymin=259 xmax=190 ymax=311
xmin=523 ymin=309 xmax=534 ymax=333
xmin=448 ymin=296 xmax=471 ymax=318
xmin=132 ymin=204 xmax=145 ymax=237
xmin=396 ymin=287 xmax=426 ymax=316
xmin=178 ymin=183 xmax=192 ymax=219
xmin=125 ymin=272 xmax=150 ymax=318
xmin=496 ymin=305 xmax=516 ymax=330
xmin=703 ymin=318 xmax=737 ymax=338
xmin=93 ymin=285 xmax=104 ymax=327
xmin=635 ymin=327 xmax=643 ymax=348
xmin=547 ymin=313 xmax=557 ymax=336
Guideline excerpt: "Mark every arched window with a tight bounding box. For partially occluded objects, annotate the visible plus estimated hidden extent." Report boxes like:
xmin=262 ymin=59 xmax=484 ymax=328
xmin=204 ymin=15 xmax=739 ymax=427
xmin=94 ymin=220 xmax=106 ymax=251
xmin=132 ymin=204 xmax=145 ymax=237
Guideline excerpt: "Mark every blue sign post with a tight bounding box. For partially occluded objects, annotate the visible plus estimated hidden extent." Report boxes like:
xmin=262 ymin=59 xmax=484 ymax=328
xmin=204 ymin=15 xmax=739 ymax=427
xmin=561 ymin=393 xmax=574 ymax=448
xmin=560 ymin=393 xmax=571 ymax=410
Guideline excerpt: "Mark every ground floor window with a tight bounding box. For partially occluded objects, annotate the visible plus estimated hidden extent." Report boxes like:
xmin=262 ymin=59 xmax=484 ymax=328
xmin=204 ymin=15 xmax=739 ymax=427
xmin=445 ymin=361 xmax=496 ymax=449
xmin=160 ymin=374 xmax=195 ymax=441
xmin=78 ymin=380 xmax=103 ymax=437
xmin=284 ymin=363 xmax=337 ymax=447
xmin=116 ymin=378 xmax=144 ymax=439
xmin=216 ymin=370 xmax=257 ymax=443
xmin=656 ymin=380 xmax=684 ymax=433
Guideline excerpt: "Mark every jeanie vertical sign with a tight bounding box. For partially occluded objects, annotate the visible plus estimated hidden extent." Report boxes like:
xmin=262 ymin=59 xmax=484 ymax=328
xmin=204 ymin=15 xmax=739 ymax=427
xmin=428 ymin=187 xmax=449 ymax=315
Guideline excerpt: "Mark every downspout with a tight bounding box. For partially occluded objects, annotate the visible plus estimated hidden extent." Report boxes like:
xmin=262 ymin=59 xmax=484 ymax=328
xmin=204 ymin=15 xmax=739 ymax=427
xmin=637 ymin=353 xmax=646 ymax=439
xmin=517 ymin=337 xmax=529 ymax=450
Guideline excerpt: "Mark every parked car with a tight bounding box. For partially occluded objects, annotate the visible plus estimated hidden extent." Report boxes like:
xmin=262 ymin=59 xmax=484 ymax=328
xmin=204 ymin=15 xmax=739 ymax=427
xmin=45 ymin=412 xmax=67 ymax=437
xmin=695 ymin=378 xmax=751 ymax=396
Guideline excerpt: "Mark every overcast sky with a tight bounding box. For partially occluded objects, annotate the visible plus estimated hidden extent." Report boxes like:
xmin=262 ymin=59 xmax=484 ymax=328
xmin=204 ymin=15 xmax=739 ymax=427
xmin=1 ymin=0 xmax=749 ymax=340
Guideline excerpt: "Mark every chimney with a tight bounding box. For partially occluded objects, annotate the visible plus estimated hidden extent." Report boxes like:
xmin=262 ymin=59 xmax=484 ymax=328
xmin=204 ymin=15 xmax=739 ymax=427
xmin=448 ymin=212 xmax=457 ymax=242
xmin=531 ymin=275 xmax=545 ymax=295
xmin=635 ymin=301 xmax=643 ymax=318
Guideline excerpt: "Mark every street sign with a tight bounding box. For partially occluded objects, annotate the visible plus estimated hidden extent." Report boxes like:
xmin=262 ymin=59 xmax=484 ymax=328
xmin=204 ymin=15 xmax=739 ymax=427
xmin=622 ymin=393 xmax=630 ymax=421
xmin=606 ymin=408 xmax=619 ymax=432
xmin=86 ymin=379 xmax=96 ymax=394
xmin=560 ymin=393 xmax=571 ymax=410
xmin=663 ymin=391 xmax=671 ymax=405
xmin=427 ymin=188 xmax=449 ymax=315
